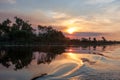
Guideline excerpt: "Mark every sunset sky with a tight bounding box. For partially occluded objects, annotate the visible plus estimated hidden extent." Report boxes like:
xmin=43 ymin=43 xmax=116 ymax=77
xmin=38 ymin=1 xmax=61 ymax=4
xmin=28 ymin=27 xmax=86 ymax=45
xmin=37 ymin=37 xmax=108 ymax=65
xmin=0 ymin=0 xmax=120 ymax=40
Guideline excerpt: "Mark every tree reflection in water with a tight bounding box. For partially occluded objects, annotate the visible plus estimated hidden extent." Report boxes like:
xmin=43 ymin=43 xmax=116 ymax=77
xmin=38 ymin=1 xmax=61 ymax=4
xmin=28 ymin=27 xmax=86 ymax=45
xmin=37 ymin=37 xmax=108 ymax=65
xmin=0 ymin=46 xmax=65 ymax=70
xmin=0 ymin=45 xmax=116 ymax=71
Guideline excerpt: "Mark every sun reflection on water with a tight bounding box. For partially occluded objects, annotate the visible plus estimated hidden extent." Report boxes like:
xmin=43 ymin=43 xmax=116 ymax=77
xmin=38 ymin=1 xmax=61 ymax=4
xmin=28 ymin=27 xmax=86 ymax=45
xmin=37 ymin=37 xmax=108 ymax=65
xmin=54 ymin=52 xmax=84 ymax=78
xmin=67 ymin=52 xmax=83 ymax=65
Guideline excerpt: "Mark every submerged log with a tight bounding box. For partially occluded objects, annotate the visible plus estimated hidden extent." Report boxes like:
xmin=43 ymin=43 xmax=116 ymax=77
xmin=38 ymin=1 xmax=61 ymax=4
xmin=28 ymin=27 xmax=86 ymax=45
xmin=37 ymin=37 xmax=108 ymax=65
xmin=31 ymin=73 xmax=47 ymax=80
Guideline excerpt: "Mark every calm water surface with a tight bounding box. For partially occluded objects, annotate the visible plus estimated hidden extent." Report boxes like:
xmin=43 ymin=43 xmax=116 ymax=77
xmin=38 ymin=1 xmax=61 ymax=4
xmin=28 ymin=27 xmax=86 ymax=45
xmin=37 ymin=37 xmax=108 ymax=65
xmin=0 ymin=45 xmax=120 ymax=80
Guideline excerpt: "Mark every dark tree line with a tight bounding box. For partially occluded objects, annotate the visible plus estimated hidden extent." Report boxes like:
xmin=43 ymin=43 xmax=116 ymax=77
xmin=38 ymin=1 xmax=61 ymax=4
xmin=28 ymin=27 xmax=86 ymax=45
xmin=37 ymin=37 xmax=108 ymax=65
xmin=0 ymin=17 xmax=120 ymax=45
xmin=0 ymin=17 xmax=67 ymax=45
xmin=69 ymin=37 xmax=120 ymax=45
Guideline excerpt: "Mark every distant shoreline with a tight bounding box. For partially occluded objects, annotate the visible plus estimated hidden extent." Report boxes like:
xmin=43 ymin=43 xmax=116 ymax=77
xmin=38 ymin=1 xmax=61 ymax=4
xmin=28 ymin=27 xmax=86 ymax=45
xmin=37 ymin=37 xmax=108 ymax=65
xmin=0 ymin=42 xmax=120 ymax=47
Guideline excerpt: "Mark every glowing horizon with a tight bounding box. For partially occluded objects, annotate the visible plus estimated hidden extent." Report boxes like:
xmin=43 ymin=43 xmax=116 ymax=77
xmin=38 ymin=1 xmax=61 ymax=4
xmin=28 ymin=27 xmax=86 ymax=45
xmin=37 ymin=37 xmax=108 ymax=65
xmin=0 ymin=0 xmax=120 ymax=40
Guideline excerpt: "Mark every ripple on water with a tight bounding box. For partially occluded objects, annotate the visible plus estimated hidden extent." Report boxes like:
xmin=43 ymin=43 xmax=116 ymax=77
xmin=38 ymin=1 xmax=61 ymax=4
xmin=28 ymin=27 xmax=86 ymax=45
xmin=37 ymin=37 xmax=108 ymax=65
xmin=36 ymin=47 xmax=120 ymax=80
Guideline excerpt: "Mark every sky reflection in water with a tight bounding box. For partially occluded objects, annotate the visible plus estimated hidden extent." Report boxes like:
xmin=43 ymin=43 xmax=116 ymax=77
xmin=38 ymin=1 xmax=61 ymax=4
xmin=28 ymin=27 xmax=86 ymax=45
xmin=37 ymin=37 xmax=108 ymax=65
xmin=0 ymin=45 xmax=120 ymax=80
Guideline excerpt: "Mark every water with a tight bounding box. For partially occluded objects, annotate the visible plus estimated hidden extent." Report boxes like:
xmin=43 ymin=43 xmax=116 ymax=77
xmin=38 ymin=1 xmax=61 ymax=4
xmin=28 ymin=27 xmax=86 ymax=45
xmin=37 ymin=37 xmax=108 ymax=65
xmin=0 ymin=45 xmax=120 ymax=80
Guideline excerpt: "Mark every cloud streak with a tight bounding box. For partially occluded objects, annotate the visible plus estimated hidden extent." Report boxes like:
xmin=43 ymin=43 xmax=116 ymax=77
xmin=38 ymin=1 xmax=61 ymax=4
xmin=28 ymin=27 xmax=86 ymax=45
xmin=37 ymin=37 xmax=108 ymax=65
xmin=0 ymin=0 xmax=16 ymax=4
xmin=86 ymin=0 xmax=115 ymax=4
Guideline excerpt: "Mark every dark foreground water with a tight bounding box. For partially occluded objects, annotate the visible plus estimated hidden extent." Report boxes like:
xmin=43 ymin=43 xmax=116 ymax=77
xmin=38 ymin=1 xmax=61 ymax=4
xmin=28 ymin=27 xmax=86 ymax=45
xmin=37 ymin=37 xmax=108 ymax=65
xmin=0 ymin=45 xmax=120 ymax=80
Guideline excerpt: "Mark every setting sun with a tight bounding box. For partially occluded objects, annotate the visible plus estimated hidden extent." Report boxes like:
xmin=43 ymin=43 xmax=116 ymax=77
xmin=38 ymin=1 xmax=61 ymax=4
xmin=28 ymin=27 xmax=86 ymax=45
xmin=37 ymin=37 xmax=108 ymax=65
xmin=67 ymin=28 xmax=76 ymax=34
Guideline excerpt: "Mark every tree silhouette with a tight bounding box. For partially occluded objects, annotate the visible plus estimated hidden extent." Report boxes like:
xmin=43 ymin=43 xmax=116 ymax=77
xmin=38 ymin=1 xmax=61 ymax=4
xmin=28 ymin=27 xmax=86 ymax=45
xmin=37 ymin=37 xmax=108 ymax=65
xmin=37 ymin=25 xmax=66 ymax=44
xmin=0 ymin=17 xmax=35 ymax=44
xmin=93 ymin=37 xmax=97 ymax=42
xmin=102 ymin=37 xmax=107 ymax=42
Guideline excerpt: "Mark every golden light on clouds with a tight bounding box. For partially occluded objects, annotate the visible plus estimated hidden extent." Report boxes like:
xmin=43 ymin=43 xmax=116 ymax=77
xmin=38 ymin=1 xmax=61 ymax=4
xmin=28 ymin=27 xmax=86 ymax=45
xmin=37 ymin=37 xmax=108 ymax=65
xmin=62 ymin=19 xmax=76 ymax=27
xmin=62 ymin=19 xmax=82 ymax=34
